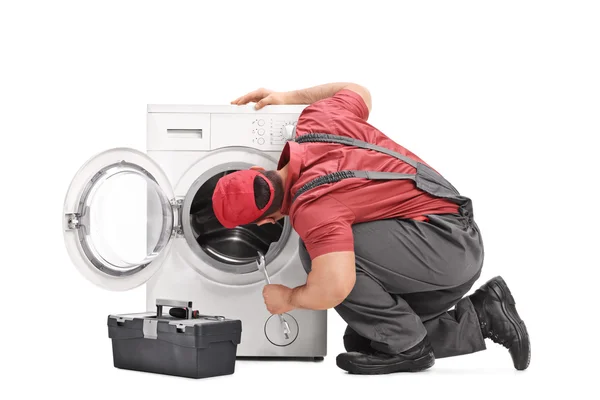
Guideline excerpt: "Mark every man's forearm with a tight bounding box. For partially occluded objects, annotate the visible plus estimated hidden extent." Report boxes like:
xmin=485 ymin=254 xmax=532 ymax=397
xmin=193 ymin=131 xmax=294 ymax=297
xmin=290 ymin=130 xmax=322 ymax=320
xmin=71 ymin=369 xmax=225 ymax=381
xmin=289 ymin=284 xmax=342 ymax=310
xmin=286 ymin=82 xmax=356 ymax=105
xmin=287 ymin=252 xmax=357 ymax=311
xmin=289 ymin=268 xmax=354 ymax=310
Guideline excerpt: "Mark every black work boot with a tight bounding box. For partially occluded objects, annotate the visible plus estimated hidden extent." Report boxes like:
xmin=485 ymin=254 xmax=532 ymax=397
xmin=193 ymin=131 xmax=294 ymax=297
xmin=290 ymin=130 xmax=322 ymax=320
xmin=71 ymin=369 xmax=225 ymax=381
xmin=336 ymin=336 xmax=435 ymax=375
xmin=469 ymin=276 xmax=531 ymax=370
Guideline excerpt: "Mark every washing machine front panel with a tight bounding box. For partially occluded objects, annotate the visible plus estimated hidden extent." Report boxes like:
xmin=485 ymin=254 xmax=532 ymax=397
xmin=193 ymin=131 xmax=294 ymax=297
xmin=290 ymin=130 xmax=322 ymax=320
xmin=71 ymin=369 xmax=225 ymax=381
xmin=63 ymin=147 xmax=181 ymax=291
xmin=144 ymin=106 xmax=327 ymax=358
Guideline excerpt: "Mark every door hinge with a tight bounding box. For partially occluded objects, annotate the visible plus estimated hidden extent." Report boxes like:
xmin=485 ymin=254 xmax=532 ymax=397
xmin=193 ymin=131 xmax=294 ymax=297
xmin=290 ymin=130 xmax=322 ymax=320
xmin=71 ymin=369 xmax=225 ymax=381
xmin=171 ymin=198 xmax=184 ymax=237
xmin=65 ymin=213 xmax=81 ymax=230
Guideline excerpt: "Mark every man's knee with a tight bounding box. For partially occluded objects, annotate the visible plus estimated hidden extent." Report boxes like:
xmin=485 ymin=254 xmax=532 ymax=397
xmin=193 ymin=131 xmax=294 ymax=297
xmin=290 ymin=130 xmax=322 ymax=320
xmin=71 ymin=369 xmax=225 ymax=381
xmin=298 ymin=239 xmax=311 ymax=274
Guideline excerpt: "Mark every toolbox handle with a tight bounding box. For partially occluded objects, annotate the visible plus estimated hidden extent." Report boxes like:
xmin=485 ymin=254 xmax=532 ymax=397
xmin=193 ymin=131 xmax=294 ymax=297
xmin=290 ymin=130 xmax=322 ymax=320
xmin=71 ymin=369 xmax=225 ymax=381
xmin=156 ymin=299 xmax=193 ymax=319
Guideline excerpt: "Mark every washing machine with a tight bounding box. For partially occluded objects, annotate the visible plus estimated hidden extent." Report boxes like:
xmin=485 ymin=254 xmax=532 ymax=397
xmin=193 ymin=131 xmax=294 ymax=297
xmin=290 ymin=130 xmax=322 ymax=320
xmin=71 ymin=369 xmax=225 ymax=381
xmin=62 ymin=104 xmax=327 ymax=358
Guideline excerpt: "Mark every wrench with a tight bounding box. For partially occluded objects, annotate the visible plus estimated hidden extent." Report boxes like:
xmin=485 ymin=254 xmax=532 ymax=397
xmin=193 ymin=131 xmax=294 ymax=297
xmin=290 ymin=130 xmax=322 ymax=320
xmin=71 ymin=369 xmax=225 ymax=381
xmin=256 ymin=252 xmax=291 ymax=339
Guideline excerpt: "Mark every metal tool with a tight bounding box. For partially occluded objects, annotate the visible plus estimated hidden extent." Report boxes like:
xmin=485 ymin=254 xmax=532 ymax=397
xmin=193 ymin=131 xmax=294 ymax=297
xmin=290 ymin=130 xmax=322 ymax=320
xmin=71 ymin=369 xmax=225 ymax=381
xmin=256 ymin=252 xmax=291 ymax=339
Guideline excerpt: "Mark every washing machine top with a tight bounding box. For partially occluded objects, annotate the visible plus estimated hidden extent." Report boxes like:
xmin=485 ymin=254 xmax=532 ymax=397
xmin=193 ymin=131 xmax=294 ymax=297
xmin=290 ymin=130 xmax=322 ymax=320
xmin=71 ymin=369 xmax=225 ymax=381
xmin=147 ymin=104 xmax=307 ymax=114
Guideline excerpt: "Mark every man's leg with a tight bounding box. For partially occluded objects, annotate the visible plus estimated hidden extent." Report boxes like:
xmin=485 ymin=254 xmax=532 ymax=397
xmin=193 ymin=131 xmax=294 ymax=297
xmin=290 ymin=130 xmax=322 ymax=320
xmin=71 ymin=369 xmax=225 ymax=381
xmin=401 ymin=271 xmax=486 ymax=359
xmin=348 ymin=214 xmax=529 ymax=369
xmin=340 ymin=269 xmax=530 ymax=369
xmin=298 ymin=239 xmax=424 ymax=353
xmin=299 ymin=214 xmax=529 ymax=372
xmin=298 ymin=238 xmax=435 ymax=374
xmin=334 ymin=264 xmax=429 ymax=354
xmin=405 ymin=272 xmax=532 ymax=369
xmin=299 ymin=214 xmax=486 ymax=373
xmin=342 ymin=326 xmax=370 ymax=354
xmin=344 ymin=214 xmax=485 ymax=355
xmin=340 ymin=271 xmax=487 ymax=359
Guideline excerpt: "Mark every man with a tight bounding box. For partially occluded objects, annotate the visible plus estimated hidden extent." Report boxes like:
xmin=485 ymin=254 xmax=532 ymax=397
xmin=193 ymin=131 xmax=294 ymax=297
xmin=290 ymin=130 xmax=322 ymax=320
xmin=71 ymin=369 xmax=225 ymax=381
xmin=212 ymin=83 xmax=530 ymax=374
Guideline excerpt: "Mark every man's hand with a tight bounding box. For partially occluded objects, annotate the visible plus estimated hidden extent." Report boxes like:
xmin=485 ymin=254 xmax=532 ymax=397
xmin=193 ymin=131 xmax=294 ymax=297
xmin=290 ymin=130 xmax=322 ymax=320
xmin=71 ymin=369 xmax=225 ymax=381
xmin=262 ymin=284 xmax=295 ymax=314
xmin=231 ymin=88 xmax=292 ymax=110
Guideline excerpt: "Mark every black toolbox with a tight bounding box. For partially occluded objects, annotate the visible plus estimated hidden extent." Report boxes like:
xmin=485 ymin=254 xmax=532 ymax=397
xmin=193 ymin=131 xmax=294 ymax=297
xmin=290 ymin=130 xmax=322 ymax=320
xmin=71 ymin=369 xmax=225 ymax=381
xmin=107 ymin=299 xmax=242 ymax=379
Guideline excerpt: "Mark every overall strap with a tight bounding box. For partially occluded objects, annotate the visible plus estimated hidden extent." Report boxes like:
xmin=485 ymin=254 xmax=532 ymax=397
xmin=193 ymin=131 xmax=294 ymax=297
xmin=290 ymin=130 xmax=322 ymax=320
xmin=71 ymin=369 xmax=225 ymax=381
xmin=292 ymin=170 xmax=416 ymax=202
xmin=292 ymin=132 xmax=469 ymax=212
xmin=292 ymin=133 xmax=424 ymax=203
xmin=295 ymin=133 xmax=419 ymax=168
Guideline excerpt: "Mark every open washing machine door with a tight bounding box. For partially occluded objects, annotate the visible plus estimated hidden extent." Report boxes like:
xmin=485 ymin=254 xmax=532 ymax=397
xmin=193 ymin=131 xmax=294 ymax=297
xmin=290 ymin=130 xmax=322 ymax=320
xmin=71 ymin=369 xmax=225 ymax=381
xmin=63 ymin=148 xmax=179 ymax=291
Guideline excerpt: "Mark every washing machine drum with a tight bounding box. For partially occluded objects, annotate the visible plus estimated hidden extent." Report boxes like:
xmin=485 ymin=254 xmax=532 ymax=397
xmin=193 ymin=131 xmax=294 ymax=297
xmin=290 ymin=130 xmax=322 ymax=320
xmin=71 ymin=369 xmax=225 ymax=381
xmin=188 ymin=170 xmax=286 ymax=267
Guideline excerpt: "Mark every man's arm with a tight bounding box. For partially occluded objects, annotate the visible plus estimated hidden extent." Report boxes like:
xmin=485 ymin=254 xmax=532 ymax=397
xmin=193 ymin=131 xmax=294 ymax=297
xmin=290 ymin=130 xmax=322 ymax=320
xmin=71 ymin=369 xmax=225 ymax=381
xmin=231 ymin=83 xmax=372 ymax=114
xmin=289 ymin=83 xmax=372 ymax=113
xmin=290 ymin=251 xmax=356 ymax=310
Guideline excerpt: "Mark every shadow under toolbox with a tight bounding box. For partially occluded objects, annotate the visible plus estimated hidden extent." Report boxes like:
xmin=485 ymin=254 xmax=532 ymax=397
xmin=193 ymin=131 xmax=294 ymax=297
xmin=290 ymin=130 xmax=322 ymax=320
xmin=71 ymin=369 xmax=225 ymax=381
xmin=107 ymin=299 xmax=242 ymax=379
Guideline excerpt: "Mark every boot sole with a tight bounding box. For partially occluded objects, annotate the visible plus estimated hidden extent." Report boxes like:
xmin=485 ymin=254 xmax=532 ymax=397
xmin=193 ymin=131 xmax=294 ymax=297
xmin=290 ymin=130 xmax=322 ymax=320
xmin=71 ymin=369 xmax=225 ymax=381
xmin=491 ymin=277 xmax=531 ymax=370
xmin=337 ymin=351 xmax=435 ymax=375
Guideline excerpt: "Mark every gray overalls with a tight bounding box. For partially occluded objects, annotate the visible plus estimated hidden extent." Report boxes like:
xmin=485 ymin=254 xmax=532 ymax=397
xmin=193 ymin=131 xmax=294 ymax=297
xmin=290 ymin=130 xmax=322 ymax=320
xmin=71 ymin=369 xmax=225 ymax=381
xmin=293 ymin=134 xmax=487 ymax=358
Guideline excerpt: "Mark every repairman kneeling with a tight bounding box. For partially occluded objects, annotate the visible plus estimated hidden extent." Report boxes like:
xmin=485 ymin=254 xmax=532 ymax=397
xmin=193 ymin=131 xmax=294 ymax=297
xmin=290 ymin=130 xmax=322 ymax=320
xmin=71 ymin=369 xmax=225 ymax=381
xmin=212 ymin=83 xmax=530 ymax=374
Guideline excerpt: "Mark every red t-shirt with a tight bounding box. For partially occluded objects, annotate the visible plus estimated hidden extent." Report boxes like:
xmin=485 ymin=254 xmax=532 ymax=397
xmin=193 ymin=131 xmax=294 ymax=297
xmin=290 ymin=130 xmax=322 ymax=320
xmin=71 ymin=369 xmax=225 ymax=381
xmin=277 ymin=89 xmax=459 ymax=260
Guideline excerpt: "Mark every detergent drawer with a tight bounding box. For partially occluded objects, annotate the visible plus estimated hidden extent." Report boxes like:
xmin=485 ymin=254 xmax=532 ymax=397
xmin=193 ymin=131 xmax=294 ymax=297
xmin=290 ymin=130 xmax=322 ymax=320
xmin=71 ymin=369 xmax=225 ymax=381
xmin=107 ymin=300 xmax=242 ymax=379
xmin=146 ymin=112 xmax=211 ymax=151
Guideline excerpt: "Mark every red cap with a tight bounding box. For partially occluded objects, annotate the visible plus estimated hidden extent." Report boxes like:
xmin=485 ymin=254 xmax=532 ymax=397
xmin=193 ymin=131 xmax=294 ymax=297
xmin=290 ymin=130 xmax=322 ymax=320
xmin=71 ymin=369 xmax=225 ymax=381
xmin=212 ymin=170 xmax=274 ymax=228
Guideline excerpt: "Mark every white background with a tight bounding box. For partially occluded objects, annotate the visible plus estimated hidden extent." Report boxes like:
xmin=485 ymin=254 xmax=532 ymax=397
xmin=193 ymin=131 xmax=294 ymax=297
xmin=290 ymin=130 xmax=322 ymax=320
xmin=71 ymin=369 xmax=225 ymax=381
xmin=1 ymin=1 xmax=598 ymax=398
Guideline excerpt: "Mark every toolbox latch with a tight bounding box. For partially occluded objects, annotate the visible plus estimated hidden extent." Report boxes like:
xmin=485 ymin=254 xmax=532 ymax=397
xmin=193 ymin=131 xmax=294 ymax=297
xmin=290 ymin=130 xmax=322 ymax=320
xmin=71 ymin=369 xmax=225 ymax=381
xmin=143 ymin=319 xmax=158 ymax=339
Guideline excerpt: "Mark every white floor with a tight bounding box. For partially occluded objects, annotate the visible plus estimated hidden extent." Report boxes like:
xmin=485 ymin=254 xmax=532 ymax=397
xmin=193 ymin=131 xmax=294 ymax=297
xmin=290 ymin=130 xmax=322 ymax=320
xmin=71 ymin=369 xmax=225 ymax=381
xmin=16 ymin=330 xmax=588 ymax=400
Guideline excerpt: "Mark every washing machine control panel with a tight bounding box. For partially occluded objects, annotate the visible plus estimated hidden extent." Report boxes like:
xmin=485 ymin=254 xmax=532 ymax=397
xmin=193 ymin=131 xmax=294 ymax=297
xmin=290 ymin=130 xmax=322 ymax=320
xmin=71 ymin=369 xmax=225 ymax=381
xmin=211 ymin=113 xmax=300 ymax=150
xmin=252 ymin=118 xmax=296 ymax=146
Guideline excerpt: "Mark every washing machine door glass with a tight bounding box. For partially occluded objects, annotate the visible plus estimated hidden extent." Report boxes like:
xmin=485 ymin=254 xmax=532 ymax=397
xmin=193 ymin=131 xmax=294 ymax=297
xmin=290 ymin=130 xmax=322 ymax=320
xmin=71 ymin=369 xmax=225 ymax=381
xmin=63 ymin=148 xmax=176 ymax=291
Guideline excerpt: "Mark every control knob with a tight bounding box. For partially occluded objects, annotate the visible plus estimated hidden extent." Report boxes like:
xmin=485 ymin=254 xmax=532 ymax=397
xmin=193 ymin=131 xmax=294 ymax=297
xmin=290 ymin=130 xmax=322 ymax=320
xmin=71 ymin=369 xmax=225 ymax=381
xmin=281 ymin=124 xmax=296 ymax=140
